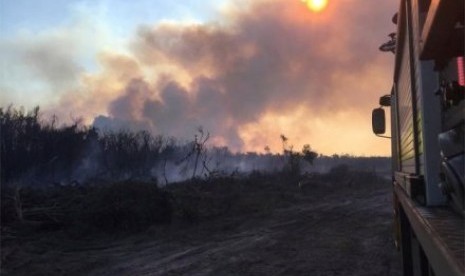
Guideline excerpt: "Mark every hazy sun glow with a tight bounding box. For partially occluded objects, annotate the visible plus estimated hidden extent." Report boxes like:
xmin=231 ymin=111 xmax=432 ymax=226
xmin=301 ymin=0 xmax=328 ymax=12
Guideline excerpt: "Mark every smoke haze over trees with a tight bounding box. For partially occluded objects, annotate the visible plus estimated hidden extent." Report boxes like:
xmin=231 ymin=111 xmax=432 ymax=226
xmin=1 ymin=106 xmax=389 ymax=186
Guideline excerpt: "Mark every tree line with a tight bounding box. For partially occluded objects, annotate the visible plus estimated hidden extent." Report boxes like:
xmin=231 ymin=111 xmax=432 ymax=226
xmin=1 ymin=106 xmax=192 ymax=185
xmin=1 ymin=106 xmax=388 ymax=187
xmin=1 ymin=106 xmax=321 ymax=186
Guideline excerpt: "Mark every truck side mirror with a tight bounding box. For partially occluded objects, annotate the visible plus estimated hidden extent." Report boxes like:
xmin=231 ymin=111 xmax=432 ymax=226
xmin=379 ymin=95 xmax=391 ymax=106
xmin=372 ymin=108 xmax=386 ymax=134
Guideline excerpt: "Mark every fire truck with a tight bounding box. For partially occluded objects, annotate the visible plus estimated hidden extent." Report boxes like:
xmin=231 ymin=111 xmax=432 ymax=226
xmin=372 ymin=0 xmax=464 ymax=275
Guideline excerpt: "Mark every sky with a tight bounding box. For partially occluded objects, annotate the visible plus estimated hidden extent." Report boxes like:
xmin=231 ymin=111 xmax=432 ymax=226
xmin=0 ymin=0 xmax=397 ymax=156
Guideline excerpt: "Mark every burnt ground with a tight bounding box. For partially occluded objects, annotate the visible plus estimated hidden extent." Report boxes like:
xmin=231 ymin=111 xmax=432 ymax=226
xmin=1 ymin=176 xmax=402 ymax=276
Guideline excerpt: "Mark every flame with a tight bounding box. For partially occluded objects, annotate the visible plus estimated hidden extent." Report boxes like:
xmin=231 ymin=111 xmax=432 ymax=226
xmin=301 ymin=0 xmax=328 ymax=12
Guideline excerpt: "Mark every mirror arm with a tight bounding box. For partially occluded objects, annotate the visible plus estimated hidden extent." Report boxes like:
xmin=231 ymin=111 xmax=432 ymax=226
xmin=375 ymin=134 xmax=391 ymax=139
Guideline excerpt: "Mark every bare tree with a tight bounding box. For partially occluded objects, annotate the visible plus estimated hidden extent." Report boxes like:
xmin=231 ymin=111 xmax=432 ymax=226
xmin=176 ymin=127 xmax=210 ymax=180
xmin=192 ymin=127 xmax=210 ymax=179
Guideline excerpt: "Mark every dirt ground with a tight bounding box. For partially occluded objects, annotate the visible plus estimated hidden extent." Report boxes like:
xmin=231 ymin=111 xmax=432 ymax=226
xmin=1 ymin=180 xmax=402 ymax=276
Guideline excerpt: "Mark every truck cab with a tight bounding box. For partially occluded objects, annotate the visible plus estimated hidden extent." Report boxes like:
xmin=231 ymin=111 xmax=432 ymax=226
xmin=372 ymin=0 xmax=464 ymax=275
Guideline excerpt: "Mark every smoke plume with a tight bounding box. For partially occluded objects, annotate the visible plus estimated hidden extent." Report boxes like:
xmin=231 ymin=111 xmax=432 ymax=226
xmin=6 ymin=0 xmax=397 ymax=154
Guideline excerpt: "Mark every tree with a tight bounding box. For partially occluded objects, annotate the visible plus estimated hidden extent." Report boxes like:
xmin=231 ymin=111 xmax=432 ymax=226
xmin=279 ymin=135 xmax=318 ymax=178
xmin=302 ymin=144 xmax=318 ymax=165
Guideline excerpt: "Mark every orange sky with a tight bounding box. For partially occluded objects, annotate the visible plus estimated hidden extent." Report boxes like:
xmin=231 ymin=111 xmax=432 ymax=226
xmin=1 ymin=0 xmax=397 ymax=156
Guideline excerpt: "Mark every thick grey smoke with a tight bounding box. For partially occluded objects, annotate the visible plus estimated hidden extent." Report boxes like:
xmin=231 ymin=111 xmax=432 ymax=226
xmin=89 ymin=0 xmax=396 ymax=152
xmin=0 ymin=0 xmax=396 ymax=154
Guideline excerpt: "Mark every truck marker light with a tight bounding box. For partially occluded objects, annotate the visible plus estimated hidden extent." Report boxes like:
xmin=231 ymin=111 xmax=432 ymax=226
xmin=458 ymin=57 xmax=464 ymax=86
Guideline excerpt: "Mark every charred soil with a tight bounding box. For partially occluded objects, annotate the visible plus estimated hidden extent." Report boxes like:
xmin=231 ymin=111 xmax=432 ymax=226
xmin=1 ymin=172 xmax=401 ymax=275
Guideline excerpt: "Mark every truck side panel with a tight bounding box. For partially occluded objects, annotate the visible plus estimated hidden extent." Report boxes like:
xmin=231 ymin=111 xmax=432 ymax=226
xmin=410 ymin=0 xmax=444 ymax=205
xmin=395 ymin=0 xmax=424 ymax=175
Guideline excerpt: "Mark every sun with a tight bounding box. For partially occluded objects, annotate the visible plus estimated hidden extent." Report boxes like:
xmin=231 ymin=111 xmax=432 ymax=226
xmin=301 ymin=0 xmax=328 ymax=12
